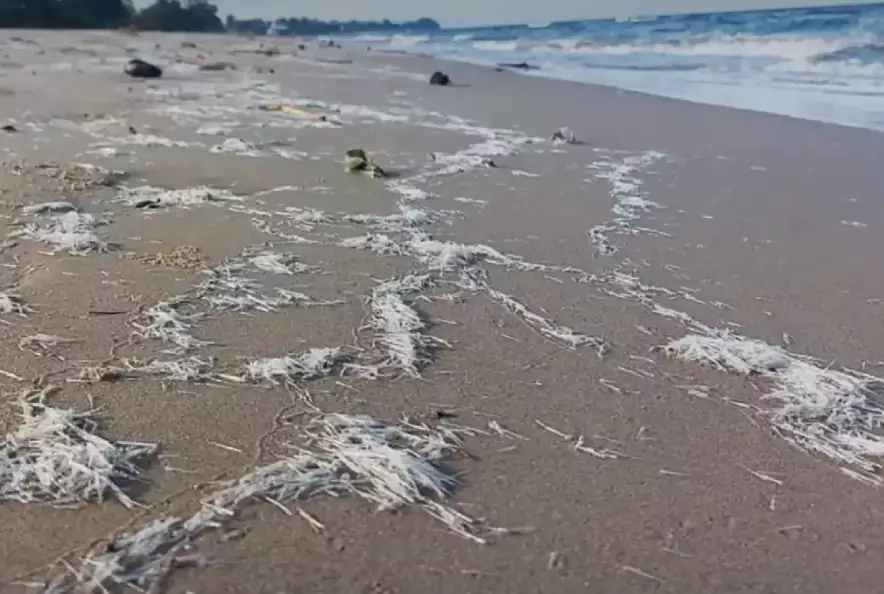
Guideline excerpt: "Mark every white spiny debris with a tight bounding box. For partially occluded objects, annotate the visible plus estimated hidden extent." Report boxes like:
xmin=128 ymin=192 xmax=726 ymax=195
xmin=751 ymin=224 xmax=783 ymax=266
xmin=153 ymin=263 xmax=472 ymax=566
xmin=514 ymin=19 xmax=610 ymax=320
xmin=195 ymin=261 xmax=339 ymax=314
xmin=368 ymin=275 xmax=442 ymax=377
xmin=44 ymin=414 xmax=485 ymax=592
xmin=248 ymin=251 xmax=313 ymax=275
xmin=0 ymin=292 xmax=29 ymax=315
xmin=663 ymin=331 xmax=884 ymax=484
xmin=244 ymin=348 xmax=345 ymax=384
xmin=586 ymin=151 xmax=664 ymax=256
xmin=117 ymin=185 xmax=244 ymax=208
xmin=12 ymin=209 xmax=108 ymax=255
xmin=19 ymin=333 xmax=78 ymax=356
xmin=122 ymin=357 xmax=215 ymax=382
xmin=486 ymin=288 xmax=608 ymax=354
xmin=0 ymin=386 xmax=155 ymax=508
xmin=132 ymin=300 xmax=208 ymax=354
xmin=338 ymin=233 xmax=405 ymax=255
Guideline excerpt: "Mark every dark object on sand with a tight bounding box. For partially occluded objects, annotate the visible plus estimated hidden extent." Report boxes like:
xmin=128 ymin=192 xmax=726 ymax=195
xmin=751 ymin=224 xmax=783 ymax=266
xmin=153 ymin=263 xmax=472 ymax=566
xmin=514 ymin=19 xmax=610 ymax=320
xmin=1 ymin=124 xmax=18 ymax=133
xmin=125 ymin=59 xmax=162 ymax=79
xmin=551 ymin=127 xmax=577 ymax=145
xmin=298 ymin=44 xmax=307 ymax=51
xmin=199 ymin=61 xmax=236 ymax=71
xmin=429 ymin=71 xmax=450 ymax=86
xmin=497 ymin=61 xmax=539 ymax=70
xmin=345 ymin=149 xmax=388 ymax=178
xmin=128 ymin=125 xmax=137 ymax=135
xmin=135 ymin=199 xmax=160 ymax=209
xmin=345 ymin=149 xmax=368 ymax=172
xmin=181 ymin=41 xmax=197 ymax=49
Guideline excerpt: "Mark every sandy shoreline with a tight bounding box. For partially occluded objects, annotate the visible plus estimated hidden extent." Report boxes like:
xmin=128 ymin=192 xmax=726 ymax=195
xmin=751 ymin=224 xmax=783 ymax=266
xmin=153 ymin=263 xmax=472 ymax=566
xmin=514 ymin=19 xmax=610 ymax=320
xmin=1 ymin=29 xmax=883 ymax=593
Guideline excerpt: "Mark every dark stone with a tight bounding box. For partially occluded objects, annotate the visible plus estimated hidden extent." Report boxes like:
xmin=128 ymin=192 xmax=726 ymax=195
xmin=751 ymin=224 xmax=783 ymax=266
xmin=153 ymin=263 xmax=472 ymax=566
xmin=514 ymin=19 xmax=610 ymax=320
xmin=497 ymin=61 xmax=539 ymax=70
xmin=1 ymin=124 xmax=18 ymax=133
xmin=429 ymin=71 xmax=450 ymax=86
xmin=128 ymin=126 xmax=137 ymax=135
xmin=125 ymin=59 xmax=162 ymax=79
xmin=135 ymin=199 xmax=160 ymax=209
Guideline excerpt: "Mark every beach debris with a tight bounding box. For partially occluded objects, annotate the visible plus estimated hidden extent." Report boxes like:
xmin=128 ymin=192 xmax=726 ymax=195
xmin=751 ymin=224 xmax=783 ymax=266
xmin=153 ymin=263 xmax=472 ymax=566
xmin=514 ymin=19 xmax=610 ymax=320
xmin=7 ymin=161 xmax=125 ymax=193
xmin=662 ymin=331 xmax=884 ymax=484
xmin=241 ymin=348 xmax=346 ymax=385
xmin=132 ymin=300 xmax=208 ymax=355
xmin=486 ymin=288 xmax=608 ymax=354
xmin=68 ymin=365 xmax=126 ymax=384
xmin=259 ymin=104 xmax=313 ymax=117
xmin=19 ymin=333 xmax=79 ymax=358
xmin=44 ymin=413 xmax=485 ymax=592
xmin=368 ymin=274 xmax=443 ymax=377
xmin=143 ymin=244 xmax=205 ymax=269
xmin=11 ymin=207 xmax=108 ymax=255
xmin=210 ymin=137 xmax=262 ymax=157
xmin=122 ymin=356 xmax=215 ymax=383
xmin=0 ymin=292 xmax=29 ymax=315
xmin=345 ymin=148 xmax=368 ymax=172
xmin=248 ymin=251 xmax=314 ymax=275
xmin=497 ymin=61 xmax=540 ymax=70
xmin=586 ymin=151 xmax=665 ymax=256
xmin=199 ymin=61 xmax=236 ymax=71
xmin=429 ymin=71 xmax=451 ymax=86
xmin=344 ymin=148 xmax=388 ymax=178
xmin=551 ymin=127 xmax=577 ymax=145
xmin=365 ymin=162 xmax=389 ymax=178
xmin=124 ymin=58 xmax=162 ymax=79
xmin=0 ymin=386 xmax=156 ymax=508
xmin=119 ymin=185 xmax=243 ymax=209
xmin=21 ymin=201 xmax=77 ymax=216
xmin=1 ymin=124 xmax=18 ymax=133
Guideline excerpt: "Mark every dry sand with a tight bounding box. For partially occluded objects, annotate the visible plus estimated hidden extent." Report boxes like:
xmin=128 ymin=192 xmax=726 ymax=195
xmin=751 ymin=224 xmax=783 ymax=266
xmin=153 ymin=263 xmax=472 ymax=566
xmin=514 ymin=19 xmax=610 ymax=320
xmin=0 ymin=29 xmax=883 ymax=594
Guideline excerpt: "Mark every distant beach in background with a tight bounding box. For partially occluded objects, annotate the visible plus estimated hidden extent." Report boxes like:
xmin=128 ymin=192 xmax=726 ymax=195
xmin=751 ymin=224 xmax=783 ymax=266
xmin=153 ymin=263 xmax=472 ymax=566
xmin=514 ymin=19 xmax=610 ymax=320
xmin=345 ymin=2 xmax=884 ymax=131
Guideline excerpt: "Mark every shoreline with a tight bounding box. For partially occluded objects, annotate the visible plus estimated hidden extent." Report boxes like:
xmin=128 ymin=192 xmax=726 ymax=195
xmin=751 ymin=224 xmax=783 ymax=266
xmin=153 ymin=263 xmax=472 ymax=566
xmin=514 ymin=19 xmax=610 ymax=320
xmin=370 ymin=45 xmax=884 ymax=135
xmin=1 ymin=29 xmax=884 ymax=593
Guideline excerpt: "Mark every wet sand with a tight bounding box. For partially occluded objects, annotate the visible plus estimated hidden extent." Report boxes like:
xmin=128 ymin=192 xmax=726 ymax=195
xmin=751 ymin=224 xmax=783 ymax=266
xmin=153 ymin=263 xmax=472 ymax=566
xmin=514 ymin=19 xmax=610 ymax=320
xmin=1 ymin=29 xmax=884 ymax=594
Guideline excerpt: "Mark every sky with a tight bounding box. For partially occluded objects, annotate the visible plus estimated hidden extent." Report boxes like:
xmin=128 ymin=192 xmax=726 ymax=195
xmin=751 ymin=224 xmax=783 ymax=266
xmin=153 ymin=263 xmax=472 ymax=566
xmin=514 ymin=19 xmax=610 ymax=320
xmin=149 ymin=0 xmax=880 ymax=26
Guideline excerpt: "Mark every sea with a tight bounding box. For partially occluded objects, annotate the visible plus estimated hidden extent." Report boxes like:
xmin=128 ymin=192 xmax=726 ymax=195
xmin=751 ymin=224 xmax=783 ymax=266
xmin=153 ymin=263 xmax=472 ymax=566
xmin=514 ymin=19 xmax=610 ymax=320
xmin=347 ymin=2 xmax=884 ymax=132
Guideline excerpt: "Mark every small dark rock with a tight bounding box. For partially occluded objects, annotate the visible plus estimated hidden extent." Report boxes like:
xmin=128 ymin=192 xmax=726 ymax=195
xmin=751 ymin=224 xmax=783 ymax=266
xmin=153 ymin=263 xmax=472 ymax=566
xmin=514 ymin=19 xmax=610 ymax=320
xmin=429 ymin=71 xmax=450 ymax=86
xmin=135 ymin=199 xmax=160 ymax=209
xmin=128 ymin=126 xmax=137 ymax=135
xmin=1 ymin=124 xmax=18 ymax=133
xmin=497 ymin=61 xmax=539 ymax=70
xmin=125 ymin=58 xmax=162 ymax=79
xmin=181 ymin=41 xmax=197 ymax=49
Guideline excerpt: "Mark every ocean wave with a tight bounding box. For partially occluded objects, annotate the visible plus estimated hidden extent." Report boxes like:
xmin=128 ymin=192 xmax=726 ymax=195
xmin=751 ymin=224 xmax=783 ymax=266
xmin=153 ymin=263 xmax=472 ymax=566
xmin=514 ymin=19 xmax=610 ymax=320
xmin=561 ymin=34 xmax=856 ymax=61
xmin=387 ymin=34 xmax=431 ymax=48
xmin=350 ymin=3 xmax=884 ymax=131
xmin=811 ymin=42 xmax=884 ymax=64
xmin=352 ymin=34 xmax=392 ymax=42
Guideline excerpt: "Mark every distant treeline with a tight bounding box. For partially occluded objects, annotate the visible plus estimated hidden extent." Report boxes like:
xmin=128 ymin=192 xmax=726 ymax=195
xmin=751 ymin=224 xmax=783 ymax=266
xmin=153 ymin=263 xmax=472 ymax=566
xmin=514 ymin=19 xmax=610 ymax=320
xmin=0 ymin=0 xmax=441 ymax=36
xmin=226 ymin=16 xmax=441 ymax=36
xmin=0 ymin=0 xmax=224 ymax=31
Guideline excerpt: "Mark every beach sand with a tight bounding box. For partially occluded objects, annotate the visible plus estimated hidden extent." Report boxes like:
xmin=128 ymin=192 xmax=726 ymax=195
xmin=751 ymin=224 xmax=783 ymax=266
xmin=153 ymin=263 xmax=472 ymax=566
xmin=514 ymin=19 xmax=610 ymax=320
xmin=1 ymin=29 xmax=884 ymax=594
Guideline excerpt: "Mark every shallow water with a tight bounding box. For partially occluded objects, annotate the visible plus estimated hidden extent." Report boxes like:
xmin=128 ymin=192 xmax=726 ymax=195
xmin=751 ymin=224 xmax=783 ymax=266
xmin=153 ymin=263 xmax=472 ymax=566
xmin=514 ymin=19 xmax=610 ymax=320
xmin=346 ymin=3 xmax=884 ymax=131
